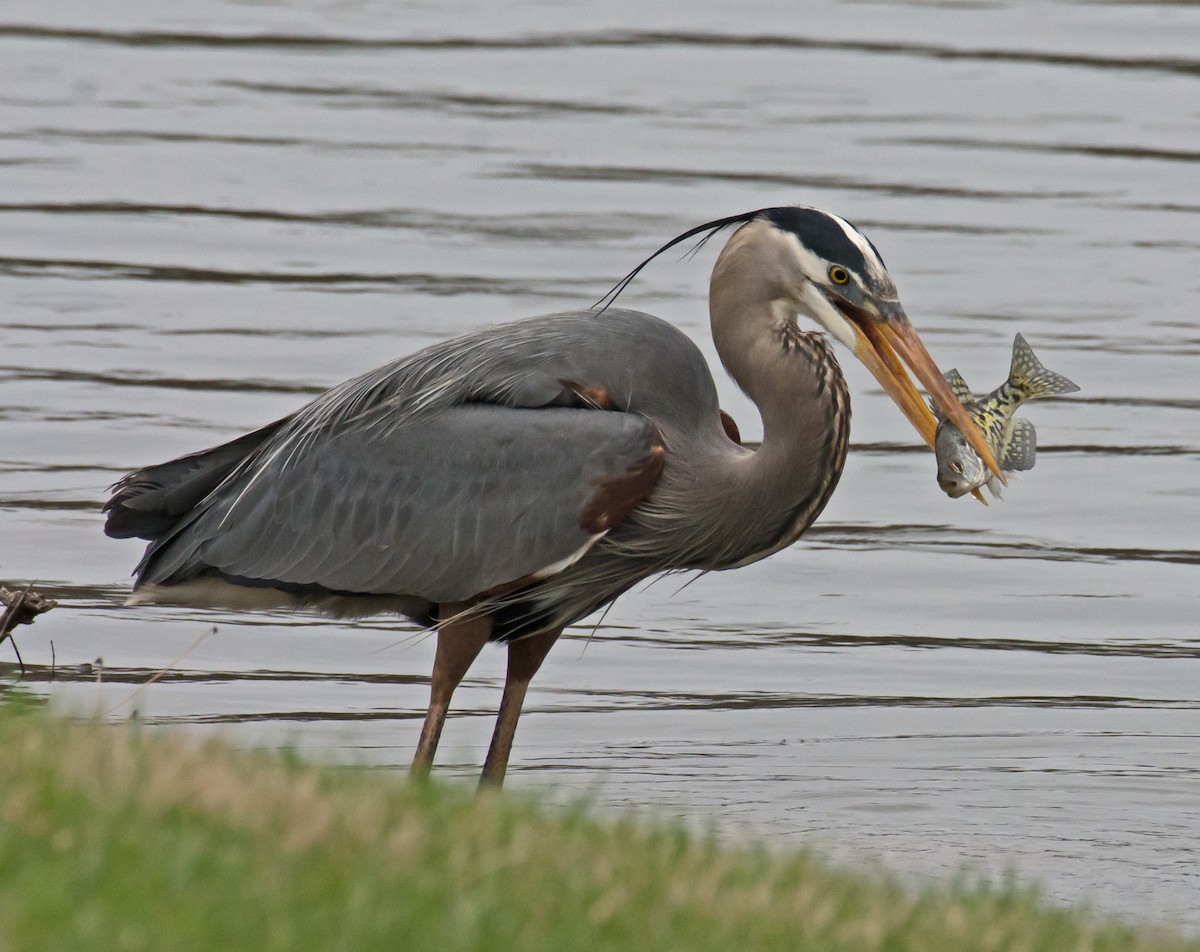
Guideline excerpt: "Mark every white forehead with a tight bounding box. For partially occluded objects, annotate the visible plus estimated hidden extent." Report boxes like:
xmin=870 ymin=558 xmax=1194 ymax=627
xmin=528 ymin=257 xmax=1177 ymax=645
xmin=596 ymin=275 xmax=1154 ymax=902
xmin=825 ymin=211 xmax=884 ymax=270
xmin=764 ymin=206 xmax=890 ymax=286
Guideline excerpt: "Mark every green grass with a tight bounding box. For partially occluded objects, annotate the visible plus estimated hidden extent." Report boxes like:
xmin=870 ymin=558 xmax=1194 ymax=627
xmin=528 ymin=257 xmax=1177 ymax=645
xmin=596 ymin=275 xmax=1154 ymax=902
xmin=0 ymin=694 xmax=1194 ymax=952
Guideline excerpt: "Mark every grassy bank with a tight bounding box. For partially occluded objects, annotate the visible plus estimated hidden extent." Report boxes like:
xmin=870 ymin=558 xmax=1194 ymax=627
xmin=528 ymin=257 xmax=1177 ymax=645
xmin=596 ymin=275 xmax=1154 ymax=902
xmin=0 ymin=696 xmax=1193 ymax=952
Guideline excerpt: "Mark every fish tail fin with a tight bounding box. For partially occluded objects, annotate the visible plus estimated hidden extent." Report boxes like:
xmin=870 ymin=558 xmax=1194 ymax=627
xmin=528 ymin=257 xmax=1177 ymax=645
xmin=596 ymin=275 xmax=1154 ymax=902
xmin=1009 ymin=334 xmax=1080 ymax=400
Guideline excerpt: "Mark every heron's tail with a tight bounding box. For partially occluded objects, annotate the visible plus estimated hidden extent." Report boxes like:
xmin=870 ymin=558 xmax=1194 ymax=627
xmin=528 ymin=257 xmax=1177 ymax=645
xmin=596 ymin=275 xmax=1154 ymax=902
xmin=103 ymin=416 xmax=291 ymax=540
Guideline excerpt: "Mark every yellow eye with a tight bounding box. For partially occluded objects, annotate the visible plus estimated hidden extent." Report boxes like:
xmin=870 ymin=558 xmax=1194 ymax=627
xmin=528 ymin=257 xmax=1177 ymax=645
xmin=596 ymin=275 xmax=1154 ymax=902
xmin=828 ymin=265 xmax=850 ymax=285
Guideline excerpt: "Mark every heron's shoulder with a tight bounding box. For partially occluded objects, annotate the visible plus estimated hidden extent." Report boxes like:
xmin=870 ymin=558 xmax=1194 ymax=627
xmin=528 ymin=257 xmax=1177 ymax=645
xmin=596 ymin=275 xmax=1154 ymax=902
xmin=507 ymin=308 xmax=702 ymax=351
xmin=286 ymin=308 xmax=714 ymax=437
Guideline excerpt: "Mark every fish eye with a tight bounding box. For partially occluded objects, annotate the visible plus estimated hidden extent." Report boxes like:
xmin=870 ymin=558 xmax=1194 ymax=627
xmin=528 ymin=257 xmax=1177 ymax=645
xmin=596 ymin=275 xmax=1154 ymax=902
xmin=828 ymin=265 xmax=850 ymax=286
xmin=949 ymin=460 xmax=964 ymax=475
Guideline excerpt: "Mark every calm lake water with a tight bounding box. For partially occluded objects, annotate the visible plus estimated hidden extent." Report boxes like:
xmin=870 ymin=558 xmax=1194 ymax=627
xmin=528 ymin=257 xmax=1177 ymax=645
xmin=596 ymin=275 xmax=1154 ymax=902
xmin=1 ymin=0 xmax=1198 ymax=930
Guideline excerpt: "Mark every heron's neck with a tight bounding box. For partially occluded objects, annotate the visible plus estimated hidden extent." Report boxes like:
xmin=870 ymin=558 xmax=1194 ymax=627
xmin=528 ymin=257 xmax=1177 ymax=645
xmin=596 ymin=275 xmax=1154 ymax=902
xmin=729 ymin=324 xmax=849 ymax=537
xmin=706 ymin=233 xmax=850 ymax=559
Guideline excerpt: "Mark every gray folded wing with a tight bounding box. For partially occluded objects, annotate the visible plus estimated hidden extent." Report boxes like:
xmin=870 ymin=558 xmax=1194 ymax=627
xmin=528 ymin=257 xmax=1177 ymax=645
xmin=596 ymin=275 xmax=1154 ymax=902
xmin=104 ymin=417 xmax=292 ymax=540
xmin=137 ymin=404 xmax=664 ymax=604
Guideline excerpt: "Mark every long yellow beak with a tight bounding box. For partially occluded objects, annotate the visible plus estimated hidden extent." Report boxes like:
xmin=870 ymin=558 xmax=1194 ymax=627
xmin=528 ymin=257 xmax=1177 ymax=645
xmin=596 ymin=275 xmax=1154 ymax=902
xmin=842 ymin=303 xmax=1005 ymax=495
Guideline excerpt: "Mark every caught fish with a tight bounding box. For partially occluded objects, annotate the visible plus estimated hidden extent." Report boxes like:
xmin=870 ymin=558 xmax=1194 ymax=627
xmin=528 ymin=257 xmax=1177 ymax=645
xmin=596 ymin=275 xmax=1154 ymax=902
xmin=934 ymin=334 xmax=1079 ymax=499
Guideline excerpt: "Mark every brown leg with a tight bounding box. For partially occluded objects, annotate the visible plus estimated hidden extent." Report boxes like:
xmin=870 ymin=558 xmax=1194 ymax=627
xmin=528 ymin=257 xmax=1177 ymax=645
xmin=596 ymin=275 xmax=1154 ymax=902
xmin=410 ymin=604 xmax=491 ymax=778
xmin=479 ymin=628 xmax=562 ymax=790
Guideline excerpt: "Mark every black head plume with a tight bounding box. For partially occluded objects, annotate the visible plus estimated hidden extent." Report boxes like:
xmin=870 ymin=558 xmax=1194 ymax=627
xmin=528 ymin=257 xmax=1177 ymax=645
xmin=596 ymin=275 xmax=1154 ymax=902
xmin=594 ymin=208 xmax=775 ymax=313
xmin=593 ymin=206 xmax=885 ymax=312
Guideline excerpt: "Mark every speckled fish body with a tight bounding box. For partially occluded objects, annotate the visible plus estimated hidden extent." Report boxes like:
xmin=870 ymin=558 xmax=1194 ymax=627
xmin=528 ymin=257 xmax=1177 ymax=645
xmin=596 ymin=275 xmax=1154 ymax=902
xmin=934 ymin=334 xmax=1079 ymax=499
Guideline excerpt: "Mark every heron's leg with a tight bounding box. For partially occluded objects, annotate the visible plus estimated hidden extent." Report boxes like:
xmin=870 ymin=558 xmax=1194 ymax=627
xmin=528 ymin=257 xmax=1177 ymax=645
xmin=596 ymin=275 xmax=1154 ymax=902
xmin=479 ymin=628 xmax=562 ymax=789
xmin=411 ymin=604 xmax=491 ymax=778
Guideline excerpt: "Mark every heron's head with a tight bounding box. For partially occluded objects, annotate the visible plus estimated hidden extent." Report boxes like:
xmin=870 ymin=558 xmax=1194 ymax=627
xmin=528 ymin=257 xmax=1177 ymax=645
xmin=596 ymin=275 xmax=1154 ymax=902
xmin=596 ymin=204 xmax=1003 ymax=484
xmin=739 ymin=206 xmax=1003 ymax=482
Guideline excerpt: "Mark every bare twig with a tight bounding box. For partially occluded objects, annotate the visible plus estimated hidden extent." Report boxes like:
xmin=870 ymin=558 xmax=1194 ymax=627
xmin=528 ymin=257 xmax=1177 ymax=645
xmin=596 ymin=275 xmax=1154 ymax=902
xmin=0 ymin=582 xmax=31 ymax=647
xmin=1 ymin=582 xmax=58 ymax=646
xmin=1 ymin=582 xmax=50 ymax=677
xmin=9 ymin=636 xmax=24 ymax=677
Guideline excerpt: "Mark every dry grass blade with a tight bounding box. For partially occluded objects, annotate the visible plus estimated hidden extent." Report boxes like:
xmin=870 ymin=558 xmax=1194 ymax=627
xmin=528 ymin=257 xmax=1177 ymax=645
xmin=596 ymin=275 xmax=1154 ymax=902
xmin=101 ymin=625 xmax=218 ymax=716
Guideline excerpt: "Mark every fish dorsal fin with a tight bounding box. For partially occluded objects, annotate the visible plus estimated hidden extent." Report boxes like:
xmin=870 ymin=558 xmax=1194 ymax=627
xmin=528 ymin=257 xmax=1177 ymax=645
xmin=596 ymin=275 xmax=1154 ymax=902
xmin=1004 ymin=417 xmax=1037 ymax=471
xmin=930 ymin=369 xmax=975 ymax=418
xmin=1009 ymin=334 xmax=1081 ymax=400
xmin=945 ymin=369 xmax=975 ymax=404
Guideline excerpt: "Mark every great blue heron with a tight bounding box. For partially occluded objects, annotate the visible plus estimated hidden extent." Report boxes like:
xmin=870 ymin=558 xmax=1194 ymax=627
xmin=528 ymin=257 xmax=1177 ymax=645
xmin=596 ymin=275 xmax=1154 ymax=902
xmin=104 ymin=206 xmax=999 ymax=787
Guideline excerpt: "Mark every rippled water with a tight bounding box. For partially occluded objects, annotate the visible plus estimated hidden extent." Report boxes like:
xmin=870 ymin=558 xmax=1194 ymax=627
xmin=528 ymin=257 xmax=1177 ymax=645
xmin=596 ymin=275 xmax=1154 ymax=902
xmin=2 ymin=0 xmax=1198 ymax=930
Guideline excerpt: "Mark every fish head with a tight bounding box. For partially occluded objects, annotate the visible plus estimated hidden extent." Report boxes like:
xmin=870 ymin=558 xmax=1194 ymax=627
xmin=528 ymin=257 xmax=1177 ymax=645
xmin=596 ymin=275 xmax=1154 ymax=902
xmin=935 ymin=421 xmax=988 ymax=498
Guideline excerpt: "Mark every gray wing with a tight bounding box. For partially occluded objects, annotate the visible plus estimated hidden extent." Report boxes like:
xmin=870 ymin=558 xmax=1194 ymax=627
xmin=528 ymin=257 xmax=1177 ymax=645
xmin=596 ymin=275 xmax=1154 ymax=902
xmin=104 ymin=417 xmax=292 ymax=540
xmin=137 ymin=404 xmax=665 ymax=604
xmin=119 ymin=308 xmax=715 ymax=603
